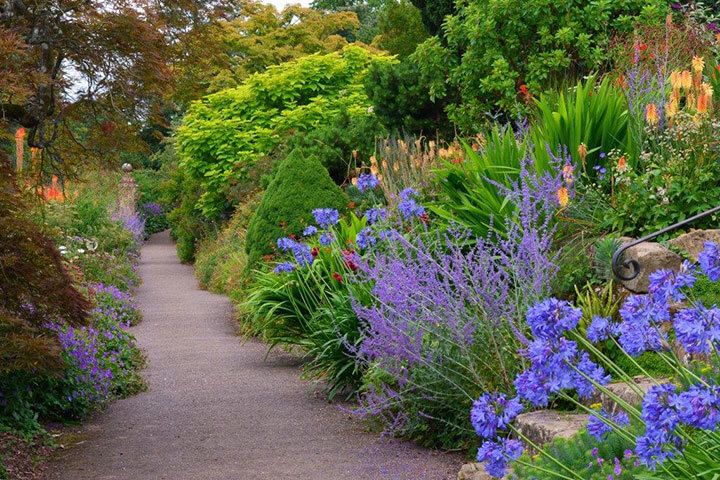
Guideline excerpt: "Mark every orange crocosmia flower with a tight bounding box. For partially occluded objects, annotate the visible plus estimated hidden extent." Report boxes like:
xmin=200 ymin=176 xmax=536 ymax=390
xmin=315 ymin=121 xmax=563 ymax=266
xmin=556 ymin=186 xmax=569 ymax=208
xmin=645 ymin=103 xmax=659 ymax=126
xmin=692 ymin=56 xmax=705 ymax=74
xmin=617 ymin=156 xmax=628 ymax=173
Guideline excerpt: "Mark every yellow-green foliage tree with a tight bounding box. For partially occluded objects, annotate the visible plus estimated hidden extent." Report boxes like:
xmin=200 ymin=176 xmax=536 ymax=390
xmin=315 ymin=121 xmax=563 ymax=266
xmin=172 ymin=1 xmax=361 ymax=105
xmin=175 ymin=45 xmax=393 ymax=217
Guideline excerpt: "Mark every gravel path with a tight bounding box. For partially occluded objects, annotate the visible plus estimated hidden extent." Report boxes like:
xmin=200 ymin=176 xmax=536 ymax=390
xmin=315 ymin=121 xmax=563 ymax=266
xmin=48 ymin=231 xmax=461 ymax=480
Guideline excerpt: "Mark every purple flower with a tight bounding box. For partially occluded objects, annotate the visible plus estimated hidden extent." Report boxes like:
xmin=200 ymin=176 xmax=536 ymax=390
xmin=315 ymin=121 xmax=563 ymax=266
xmin=671 ymin=384 xmax=720 ymax=430
xmin=397 ymin=188 xmax=425 ymax=219
xmin=142 ymin=202 xmax=164 ymax=216
xmin=648 ymin=265 xmax=695 ymax=303
xmin=355 ymin=227 xmax=375 ymax=250
xmin=364 ymin=207 xmax=387 ymax=225
xmin=642 ymin=384 xmax=679 ymax=435
xmin=303 ymin=225 xmax=318 ymax=236
xmin=277 ymin=237 xmax=296 ymax=251
xmin=617 ymin=295 xmax=668 ymax=356
xmin=356 ymin=173 xmax=379 ymax=192
xmin=312 ymin=208 xmax=340 ymax=229
xmin=470 ymin=393 xmax=523 ymax=439
xmin=477 ymin=438 xmax=523 ymax=478
xmin=587 ymin=409 xmax=630 ymax=440
xmin=319 ymin=232 xmax=334 ymax=246
xmin=526 ymin=298 xmax=582 ymax=340
xmin=699 ymin=242 xmax=720 ymax=281
xmin=274 ymin=262 xmax=295 ymax=273
xmin=674 ymin=305 xmax=720 ymax=354
xmin=586 ymin=316 xmax=614 ymax=343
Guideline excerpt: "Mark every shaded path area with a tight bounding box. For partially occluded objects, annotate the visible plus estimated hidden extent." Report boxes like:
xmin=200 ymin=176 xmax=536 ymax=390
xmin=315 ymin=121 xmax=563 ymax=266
xmin=49 ymin=231 xmax=460 ymax=480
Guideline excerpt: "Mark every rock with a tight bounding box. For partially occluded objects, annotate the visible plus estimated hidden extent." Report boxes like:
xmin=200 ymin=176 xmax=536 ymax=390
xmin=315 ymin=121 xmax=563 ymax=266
xmin=457 ymin=462 xmax=510 ymax=480
xmin=457 ymin=463 xmax=490 ymax=480
xmin=514 ymin=410 xmax=587 ymax=449
xmin=617 ymin=239 xmax=682 ymax=293
xmin=593 ymin=376 xmax=656 ymax=414
xmin=668 ymin=229 xmax=720 ymax=262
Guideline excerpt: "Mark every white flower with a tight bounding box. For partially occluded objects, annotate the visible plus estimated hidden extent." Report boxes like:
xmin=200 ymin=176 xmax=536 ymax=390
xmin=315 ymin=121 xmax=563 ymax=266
xmin=59 ymin=245 xmax=67 ymax=251
xmin=367 ymin=106 xmax=374 ymax=114
xmin=78 ymin=249 xmax=85 ymax=254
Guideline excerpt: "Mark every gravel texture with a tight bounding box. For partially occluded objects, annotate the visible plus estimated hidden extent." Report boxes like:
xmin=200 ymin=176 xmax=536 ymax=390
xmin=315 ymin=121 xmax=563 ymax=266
xmin=47 ymin=231 xmax=460 ymax=480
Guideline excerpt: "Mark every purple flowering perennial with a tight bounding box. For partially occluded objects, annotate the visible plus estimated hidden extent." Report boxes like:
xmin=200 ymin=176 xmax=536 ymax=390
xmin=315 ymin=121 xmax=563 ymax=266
xmin=312 ymin=208 xmax=340 ymax=229
xmin=699 ymin=242 xmax=720 ymax=281
xmin=356 ymin=173 xmax=379 ymax=193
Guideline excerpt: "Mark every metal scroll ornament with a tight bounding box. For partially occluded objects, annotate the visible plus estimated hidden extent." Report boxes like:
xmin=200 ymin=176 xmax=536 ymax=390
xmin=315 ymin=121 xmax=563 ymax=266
xmin=612 ymin=205 xmax=720 ymax=281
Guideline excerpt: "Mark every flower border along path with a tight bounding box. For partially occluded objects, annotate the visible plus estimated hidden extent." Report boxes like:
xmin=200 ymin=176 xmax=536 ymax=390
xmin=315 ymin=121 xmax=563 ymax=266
xmin=49 ymin=231 xmax=460 ymax=480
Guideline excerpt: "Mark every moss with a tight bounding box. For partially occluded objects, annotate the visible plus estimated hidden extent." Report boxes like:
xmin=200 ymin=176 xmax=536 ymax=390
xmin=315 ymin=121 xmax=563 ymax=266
xmin=245 ymin=150 xmax=348 ymax=268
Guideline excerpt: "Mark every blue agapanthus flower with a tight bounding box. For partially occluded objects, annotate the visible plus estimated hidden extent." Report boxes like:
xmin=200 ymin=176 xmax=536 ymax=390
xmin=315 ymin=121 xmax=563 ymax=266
xmin=672 ymin=384 xmax=720 ymax=430
xmin=586 ymin=316 xmax=615 ymax=343
xmin=356 ymin=227 xmax=375 ymax=250
xmin=364 ymin=207 xmax=387 ymax=225
xmin=356 ymin=173 xmax=379 ymax=192
xmin=291 ymin=242 xmax=314 ymax=266
xmin=477 ymin=438 xmax=523 ymax=478
xmin=587 ymin=409 xmax=630 ymax=440
xmin=303 ymin=225 xmax=318 ymax=236
xmin=274 ymin=262 xmax=295 ymax=273
xmin=699 ymin=241 xmax=720 ymax=281
xmin=526 ymin=298 xmax=582 ymax=341
xmin=617 ymin=294 xmax=669 ymax=356
xmin=312 ymin=208 xmax=340 ymax=229
xmin=648 ymin=264 xmax=695 ymax=303
xmin=277 ymin=237 xmax=296 ymax=251
xmin=674 ymin=305 xmax=720 ymax=354
xmin=398 ymin=188 xmax=425 ymax=219
xmin=319 ymin=232 xmax=334 ymax=246
xmin=470 ymin=393 xmax=523 ymax=439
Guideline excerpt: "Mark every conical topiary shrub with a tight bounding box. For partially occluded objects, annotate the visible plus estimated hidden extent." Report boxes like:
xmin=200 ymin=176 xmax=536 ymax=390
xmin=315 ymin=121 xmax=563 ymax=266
xmin=245 ymin=149 xmax=348 ymax=268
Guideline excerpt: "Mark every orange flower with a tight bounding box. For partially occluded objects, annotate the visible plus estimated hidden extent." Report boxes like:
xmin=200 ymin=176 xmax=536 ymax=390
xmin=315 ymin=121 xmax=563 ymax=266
xmin=665 ymin=97 xmax=678 ymax=119
xmin=645 ymin=103 xmax=659 ymax=126
xmin=577 ymin=143 xmax=588 ymax=163
xmin=680 ymin=70 xmax=692 ymax=90
xmin=697 ymin=93 xmax=709 ymax=114
xmin=669 ymin=70 xmax=682 ymax=90
xmin=615 ymin=74 xmax=628 ymax=89
xmin=692 ymin=56 xmax=705 ymax=74
xmin=41 ymin=175 xmax=65 ymax=202
xmin=556 ymin=187 xmax=569 ymax=208
xmin=617 ymin=156 xmax=628 ymax=173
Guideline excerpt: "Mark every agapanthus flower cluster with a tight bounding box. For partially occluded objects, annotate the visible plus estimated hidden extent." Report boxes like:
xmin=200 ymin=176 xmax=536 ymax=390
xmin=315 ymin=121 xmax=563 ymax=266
xmin=587 ymin=408 xmax=630 ymax=440
xmin=312 ymin=208 xmax=340 ymax=229
xmin=277 ymin=237 xmax=314 ymax=267
xmin=471 ymin=393 xmax=523 ymax=438
xmin=364 ymin=207 xmax=387 ymax=225
xmin=477 ymin=438 xmax=524 ymax=478
xmin=699 ymin=241 xmax=720 ymax=281
xmin=397 ymin=188 xmax=425 ymax=219
xmin=356 ymin=173 xmax=379 ymax=193
xmin=515 ymin=298 xmax=610 ymax=407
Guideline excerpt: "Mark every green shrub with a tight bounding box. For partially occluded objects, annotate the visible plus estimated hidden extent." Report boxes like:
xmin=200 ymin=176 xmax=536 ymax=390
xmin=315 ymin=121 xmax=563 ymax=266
xmin=245 ymin=150 xmax=349 ymax=268
xmin=285 ymin=111 xmax=386 ymax=184
xmin=194 ymin=193 xmax=260 ymax=301
xmin=176 ymin=45 xmax=392 ymax=217
xmin=440 ymin=0 xmax=667 ymax=130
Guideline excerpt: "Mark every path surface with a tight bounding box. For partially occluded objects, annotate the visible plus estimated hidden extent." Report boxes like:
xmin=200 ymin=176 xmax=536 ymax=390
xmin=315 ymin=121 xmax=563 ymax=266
xmin=49 ymin=231 xmax=461 ymax=480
